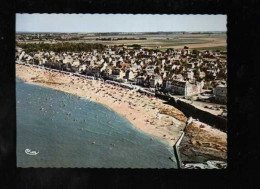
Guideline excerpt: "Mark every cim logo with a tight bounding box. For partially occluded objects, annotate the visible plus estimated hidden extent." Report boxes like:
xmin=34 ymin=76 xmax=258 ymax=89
xmin=25 ymin=149 xmax=39 ymax=155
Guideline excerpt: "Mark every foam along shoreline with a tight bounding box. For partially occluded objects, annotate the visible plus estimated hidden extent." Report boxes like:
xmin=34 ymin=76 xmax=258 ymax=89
xmin=16 ymin=63 xmax=188 ymax=147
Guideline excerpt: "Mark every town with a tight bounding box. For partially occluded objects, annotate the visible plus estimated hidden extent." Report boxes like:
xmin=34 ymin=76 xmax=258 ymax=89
xmin=16 ymin=42 xmax=227 ymax=107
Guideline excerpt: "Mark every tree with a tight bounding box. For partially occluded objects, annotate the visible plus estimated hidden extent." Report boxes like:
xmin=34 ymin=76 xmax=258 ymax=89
xmin=193 ymin=67 xmax=199 ymax=77
xmin=192 ymin=49 xmax=199 ymax=55
xmin=17 ymin=42 xmax=106 ymax=53
xmin=154 ymin=66 xmax=160 ymax=74
xmin=131 ymin=44 xmax=141 ymax=50
xmin=166 ymin=48 xmax=174 ymax=54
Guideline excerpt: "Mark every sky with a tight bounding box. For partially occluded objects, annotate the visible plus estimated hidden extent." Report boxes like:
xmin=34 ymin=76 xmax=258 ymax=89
xmin=16 ymin=14 xmax=226 ymax=33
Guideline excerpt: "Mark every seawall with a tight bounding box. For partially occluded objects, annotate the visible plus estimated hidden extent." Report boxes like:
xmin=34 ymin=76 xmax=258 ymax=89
xmin=156 ymin=93 xmax=227 ymax=132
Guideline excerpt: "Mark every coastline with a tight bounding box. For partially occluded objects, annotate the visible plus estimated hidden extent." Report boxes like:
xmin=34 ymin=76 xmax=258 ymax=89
xmin=16 ymin=64 xmax=187 ymax=147
xmin=180 ymin=120 xmax=227 ymax=162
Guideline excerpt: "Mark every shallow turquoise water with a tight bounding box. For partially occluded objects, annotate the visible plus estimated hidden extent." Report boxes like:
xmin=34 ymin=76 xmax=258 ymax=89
xmin=16 ymin=77 xmax=177 ymax=168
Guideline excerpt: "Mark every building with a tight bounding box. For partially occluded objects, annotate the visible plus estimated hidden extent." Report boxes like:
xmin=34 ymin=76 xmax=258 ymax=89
xmin=125 ymin=70 xmax=136 ymax=81
xmin=101 ymin=67 xmax=112 ymax=78
xmin=183 ymin=70 xmax=194 ymax=80
xmin=135 ymin=75 xmax=146 ymax=85
xmin=86 ymin=66 xmax=101 ymax=77
xmin=165 ymin=79 xmax=203 ymax=96
xmin=145 ymin=65 xmax=156 ymax=75
xmin=109 ymin=68 xmax=125 ymax=81
xmin=150 ymin=75 xmax=163 ymax=88
xmin=213 ymin=84 xmax=227 ymax=104
xmin=71 ymin=59 xmax=80 ymax=72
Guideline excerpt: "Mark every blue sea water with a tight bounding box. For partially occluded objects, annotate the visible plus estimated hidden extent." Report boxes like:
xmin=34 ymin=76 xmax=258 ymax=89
xmin=16 ymin=77 xmax=177 ymax=168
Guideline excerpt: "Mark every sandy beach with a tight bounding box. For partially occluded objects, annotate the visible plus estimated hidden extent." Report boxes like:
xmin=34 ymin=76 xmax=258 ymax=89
xmin=16 ymin=64 xmax=227 ymax=160
xmin=16 ymin=64 xmax=188 ymax=147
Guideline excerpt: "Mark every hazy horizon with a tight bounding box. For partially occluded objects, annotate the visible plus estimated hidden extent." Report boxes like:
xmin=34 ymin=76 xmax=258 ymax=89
xmin=16 ymin=14 xmax=227 ymax=33
xmin=16 ymin=31 xmax=226 ymax=33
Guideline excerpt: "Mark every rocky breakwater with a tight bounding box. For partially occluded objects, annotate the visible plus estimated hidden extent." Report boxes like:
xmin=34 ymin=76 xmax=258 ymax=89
xmin=179 ymin=119 xmax=227 ymax=169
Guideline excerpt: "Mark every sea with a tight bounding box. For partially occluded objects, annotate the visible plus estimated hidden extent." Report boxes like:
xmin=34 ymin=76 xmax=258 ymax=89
xmin=16 ymin=77 xmax=177 ymax=168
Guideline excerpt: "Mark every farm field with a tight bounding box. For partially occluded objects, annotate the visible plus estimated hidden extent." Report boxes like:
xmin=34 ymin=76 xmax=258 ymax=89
xmin=19 ymin=33 xmax=226 ymax=51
